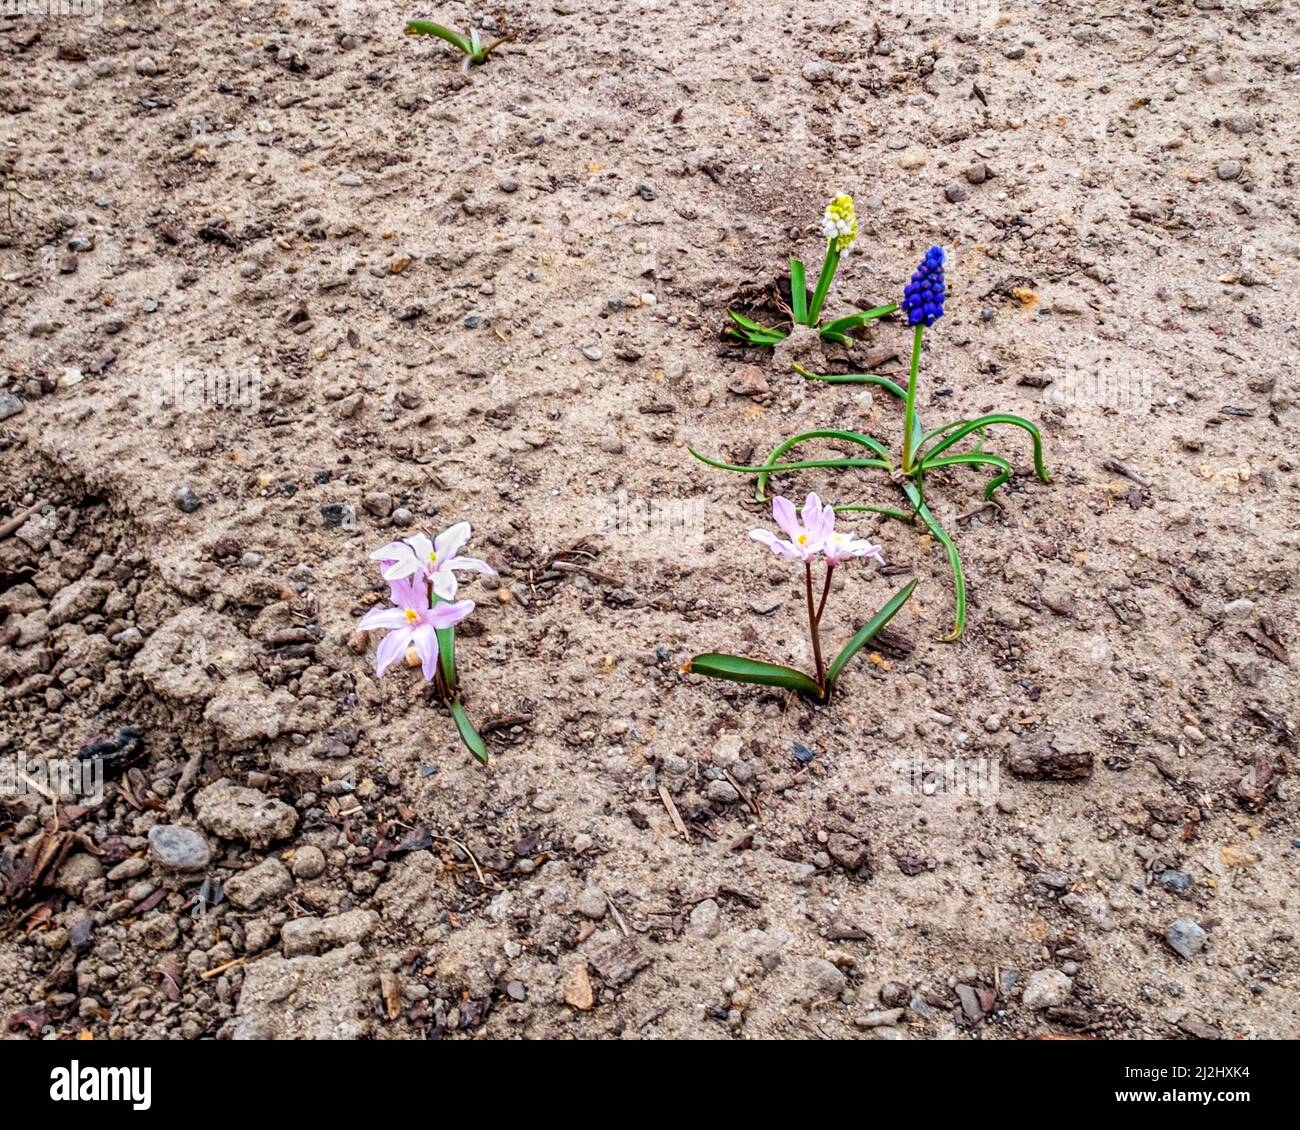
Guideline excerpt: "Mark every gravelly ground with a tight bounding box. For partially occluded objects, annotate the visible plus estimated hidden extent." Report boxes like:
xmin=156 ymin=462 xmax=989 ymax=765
xmin=1 ymin=1 xmax=1297 ymax=1040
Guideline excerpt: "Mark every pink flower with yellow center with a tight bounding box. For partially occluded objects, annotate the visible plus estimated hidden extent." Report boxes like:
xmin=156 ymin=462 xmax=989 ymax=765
xmin=369 ymin=522 xmax=494 ymax=599
xmin=748 ymin=493 xmax=834 ymax=561
xmin=357 ymin=572 xmax=474 ymax=679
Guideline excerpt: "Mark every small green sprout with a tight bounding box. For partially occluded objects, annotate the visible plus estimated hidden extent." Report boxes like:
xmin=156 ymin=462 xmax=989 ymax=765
xmin=404 ymin=19 xmax=514 ymax=76
xmin=727 ymin=193 xmax=898 ymax=347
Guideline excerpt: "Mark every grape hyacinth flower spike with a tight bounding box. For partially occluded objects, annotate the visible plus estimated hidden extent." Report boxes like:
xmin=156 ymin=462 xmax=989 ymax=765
xmin=902 ymin=245 xmax=946 ymax=327
xmin=688 ymin=494 xmax=915 ymax=703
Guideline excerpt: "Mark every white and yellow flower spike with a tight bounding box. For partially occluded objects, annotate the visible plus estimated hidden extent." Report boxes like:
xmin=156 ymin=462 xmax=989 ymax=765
xmin=820 ymin=193 xmax=857 ymax=254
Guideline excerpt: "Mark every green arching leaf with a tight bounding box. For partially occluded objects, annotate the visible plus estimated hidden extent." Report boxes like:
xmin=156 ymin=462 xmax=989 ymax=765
xmin=727 ymin=309 xmax=784 ymax=336
xmin=404 ymin=20 xmax=473 ymax=54
xmin=923 ymin=452 xmax=1013 ymax=501
xmin=447 ymin=698 xmax=489 ymax=764
xmin=687 ymin=653 xmax=824 ymax=699
xmin=834 ymin=503 xmax=914 ymax=522
xmin=820 ymin=303 xmax=900 ymax=336
xmin=917 ymin=418 xmax=976 ymax=449
xmin=902 ymin=482 xmax=965 ymax=642
xmin=818 ymin=329 xmax=850 ymax=346
xmin=825 ymin=579 xmax=918 ymax=688
xmin=726 ymin=327 xmax=786 ymax=346
xmin=807 ymin=244 xmax=840 ymax=325
xmin=790 ymin=259 xmax=808 ymax=326
xmin=792 ymin=363 xmax=908 ymax=401
xmin=751 ymin=428 xmax=893 ymax=503
xmin=921 ymin=413 xmax=1050 ymax=483
xmin=688 ymin=447 xmax=889 ymax=478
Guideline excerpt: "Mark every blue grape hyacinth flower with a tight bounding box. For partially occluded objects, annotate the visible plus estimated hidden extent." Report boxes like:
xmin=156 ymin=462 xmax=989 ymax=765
xmin=902 ymin=246 xmax=946 ymax=327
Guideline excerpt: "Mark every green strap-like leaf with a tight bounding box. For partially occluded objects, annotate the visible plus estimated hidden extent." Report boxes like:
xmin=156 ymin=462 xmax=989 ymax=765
xmin=448 ymin=698 xmax=489 ymax=764
xmin=751 ymin=428 xmax=892 ymax=502
xmin=687 ymin=653 xmax=824 ymax=699
xmin=921 ymin=413 xmax=1050 ymax=483
xmin=924 ymin=452 xmax=1013 ymax=501
xmin=688 ymin=447 xmax=889 ymax=478
xmin=819 ymin=329 xmax=850 ymax=346
xmin=902 ymin=482 xmax=966 ymax=642
xmin=808 ymin=244 xmax=840 ymax=325
xmin=790 ymin=258 xmax=808 ymax=326
xmin=825 ymin=579 xmax=918 ymax=688
xmin=727 ymin=309 xmax=784 ymax=336
xmin=404 ymin=20 xmax=473 ymax=54
xmin=792 ymin=363 xmax=908 ymax=401
xmin=820 ymin=303 xmax=899 ymax=336
xmin=834 ymin=503 xmax=914 ymax=522
xmin=435 ymin=626 xmax=457 ymax=690
xmin=726 ymin=326 xmax=786 ymax=346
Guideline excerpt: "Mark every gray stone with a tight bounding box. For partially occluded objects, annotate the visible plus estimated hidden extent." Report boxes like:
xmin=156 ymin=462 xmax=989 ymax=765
xmin=575 ymin=885 xmax=608 ymax=920
xmin=148 ymin=824 xmax=212 ymax=872
xmin=0 ymin=395 xmax=23 ymax=421
xmin=320 ymin=502 xmax=355 ymax=528
xmin=1022 ymin=968 xmax=1073 ymax=1009
xmin=1166 ymin=917 xmax=1207 ymax=959
xmin=688 ymin=898 xmax=722 ymax=938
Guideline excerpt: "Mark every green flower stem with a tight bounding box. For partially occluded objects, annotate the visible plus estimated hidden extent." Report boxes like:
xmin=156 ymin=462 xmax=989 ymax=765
xmin=808 ymin=241 xmax=839 ymax=325
xmin=901 ymin=323 xmax=924 ymax=474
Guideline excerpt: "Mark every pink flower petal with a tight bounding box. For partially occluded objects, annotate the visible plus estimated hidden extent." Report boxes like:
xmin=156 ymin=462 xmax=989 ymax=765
xmin=446 ymin=554 xmax=493 ymax=576
xmin=771 ymin=496 xmax=800 ymax=541
xmin=412 ymin=626 xmax=441 ymax=682
xmin=434 ymin=522 xmax=471 ymax=563
xmin=358 ymin=607 xmax=410 ymax=631
xmin=374 ymin=626 xmax=414 ymax=677
xmin=428 ymin=598 xmax=475 ymax=629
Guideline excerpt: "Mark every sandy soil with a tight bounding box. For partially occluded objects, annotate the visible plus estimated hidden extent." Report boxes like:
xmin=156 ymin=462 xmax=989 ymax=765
xmin=1 ymin=1 xmax=1298 ymax=1040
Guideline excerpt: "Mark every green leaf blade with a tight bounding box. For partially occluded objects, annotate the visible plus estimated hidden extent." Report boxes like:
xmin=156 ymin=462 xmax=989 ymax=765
xmin=687 ymin=653 xmax=824 ymax=699
xmin=448 ymin=698 xmax=489 ymax=764
xmin=903 ymin=483 xmax=966 ymax=642
xmin=404 ymin=20 xmax=473 ymax=54
xmin=825 ymin=579 xmax=918 ymax=688
xmin=820 ymin=303 xmax=899 ymax=336
xmin=790 ymin=259 xmax=808 ymax=326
